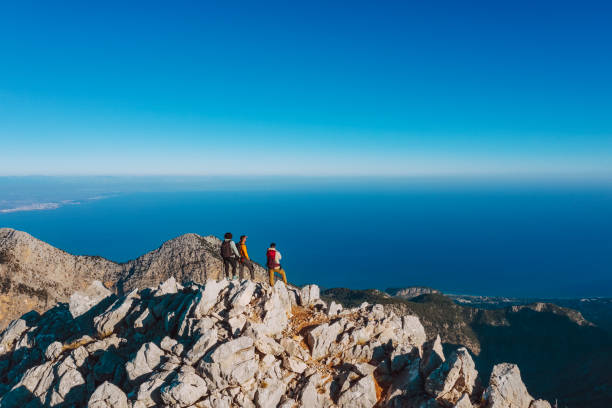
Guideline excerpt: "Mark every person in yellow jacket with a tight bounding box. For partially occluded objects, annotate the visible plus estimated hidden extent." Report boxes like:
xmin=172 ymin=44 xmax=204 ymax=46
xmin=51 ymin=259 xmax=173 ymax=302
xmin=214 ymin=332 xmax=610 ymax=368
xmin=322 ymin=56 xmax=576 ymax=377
xmin=238 ymin=235 xmax=255 ymax=280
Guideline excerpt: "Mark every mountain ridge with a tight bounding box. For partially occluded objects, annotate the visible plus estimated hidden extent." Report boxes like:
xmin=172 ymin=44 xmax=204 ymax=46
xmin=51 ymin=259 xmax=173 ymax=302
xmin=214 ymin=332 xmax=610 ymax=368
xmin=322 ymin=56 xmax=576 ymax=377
xmin=0 ymin=228 xmax=268 ymax=329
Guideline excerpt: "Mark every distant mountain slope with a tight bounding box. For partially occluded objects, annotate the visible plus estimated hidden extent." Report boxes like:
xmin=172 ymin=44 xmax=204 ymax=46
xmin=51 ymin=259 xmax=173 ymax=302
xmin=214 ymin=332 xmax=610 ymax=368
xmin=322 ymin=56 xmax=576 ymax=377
xmin=0 ymin=228 xmax=267 ymax=329
xmin=385 ymin=286 xmax=440 ymax=299
xmin=0 ymin=229 xmax=122 ymax=330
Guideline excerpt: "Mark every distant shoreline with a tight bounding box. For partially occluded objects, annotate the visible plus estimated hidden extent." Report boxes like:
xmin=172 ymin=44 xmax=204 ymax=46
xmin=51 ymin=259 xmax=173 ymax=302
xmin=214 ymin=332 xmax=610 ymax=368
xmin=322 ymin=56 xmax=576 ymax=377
xmin=0 ymin=196 xmax=114 ymax=214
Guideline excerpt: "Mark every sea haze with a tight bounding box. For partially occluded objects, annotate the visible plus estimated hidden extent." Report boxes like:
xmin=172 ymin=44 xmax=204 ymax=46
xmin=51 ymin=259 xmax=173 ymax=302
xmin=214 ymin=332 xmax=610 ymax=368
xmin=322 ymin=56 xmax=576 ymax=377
xmin=1 ymin=176 xmax=611 ymax=298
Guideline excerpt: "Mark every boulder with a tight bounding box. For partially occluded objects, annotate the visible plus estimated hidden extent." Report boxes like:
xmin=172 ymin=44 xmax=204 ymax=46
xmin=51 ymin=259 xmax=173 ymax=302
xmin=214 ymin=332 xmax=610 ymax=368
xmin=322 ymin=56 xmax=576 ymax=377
xmin=229 ymin=280 xmax=257 ymax=310
xmin=125 ymin=342 xmax=165 ymax=382
xmin=94 ymin=289 xmax=139 ymax=336
xmin=0 ymin=319 xmax=28 ymax=355
xmin=402 ymin=315 xmax=427 ymax=351
xmin=154 ymin=276 xmax=180 ymax=296
xmin=327 ymin=301 xmax=343 ymax=316
xmin=282 ymin=355 xmax=307 ymax=374
xmin=50 ymin=367 xmax=86 ymax=405
xmin=160 ymin=371 xmax=208 ymax=407
xmin=255 ymin=377 xmax=286 ymax=408
xmin=205 ymin=336 xmax=258 ymax=385
xmin=337 ymin=374 xmax=378 ymax=408
xmin=69 ymin=280 xmax=112 ymax=318
xmin=483 ymin=363 xmax=534 ymax=408
xmin=45 ymin=341 xmax=63 ymax=361
xmin=88 ymin=381 xmax=128 ymax=408
xmin=299 ymin=372 xmax=334 ymax=408
xmin=134 ymin=370 xmax=176 ymax=407
xmin=425 ymin=347 xmax=477 ymax=406
xmin=306 ymin=320 xmax=343 ymax=360
xmin=194 ymin=279 xmax=228 ymax=317
xmin=133 ymin=308 xmax=157 ymax=332
xmin=300 ymin=285 xmax=320 ymax=306
xmin=254 ymin=335 xmax=284 ymax=356
xmin=184 ymin=329 xmax=218 ymax=365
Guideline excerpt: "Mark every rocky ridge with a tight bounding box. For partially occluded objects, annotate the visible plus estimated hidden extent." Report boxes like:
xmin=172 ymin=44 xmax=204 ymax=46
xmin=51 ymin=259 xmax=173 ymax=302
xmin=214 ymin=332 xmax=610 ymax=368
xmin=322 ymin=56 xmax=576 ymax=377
xmin=0 ymin=276 xmax=550 ymax=408
xmin=0 ymin=228 xmax=268 ymax=329
xmin=385 ymin=287 xmax=441 ymax=300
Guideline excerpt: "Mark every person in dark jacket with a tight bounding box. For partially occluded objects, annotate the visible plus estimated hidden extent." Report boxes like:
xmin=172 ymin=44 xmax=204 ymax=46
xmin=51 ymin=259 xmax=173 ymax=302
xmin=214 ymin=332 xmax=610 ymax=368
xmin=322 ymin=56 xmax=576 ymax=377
xmin=220 ymin=232 xmax=240 ymax=279
xmin=238 ymin=235 xmax=256 ymax=280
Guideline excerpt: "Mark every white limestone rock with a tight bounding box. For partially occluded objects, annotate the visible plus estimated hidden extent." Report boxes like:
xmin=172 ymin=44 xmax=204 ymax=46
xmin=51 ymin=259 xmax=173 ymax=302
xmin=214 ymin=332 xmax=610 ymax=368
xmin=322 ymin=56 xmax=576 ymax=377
xmin=125 ymin=342 xmax=165 ymax=382
xmin=160 ymin=371 xmax=208 ymax=407
xmin=88 ymin=381 xmax=128 ymax=408
xmin=69 ymin=280 xmax=112 ymax=318
xmin=229 ymin=280 xmax=257 ymax=310
xmin=299 ymin=372 xmax=334 ymax=408
xmin=204 ymin=336 xmax=258 ymax=385
xmin=133 ymin=307 xmax=156 ymax=332
xmin=254 ymin=335 xmax=284 ymax=356
xmin=194 ymin=279 xmax=229 ymax=318
xmin=327 ymin=301 xmax=343 ymax=316
xmin=300 ymin=284 xmax=320 ymax=306
xmin=425 ymin=347 xmax=477 ymax=406
xmin=483 ymin=363 xmax=535 ymax=408
xmin=282 ymin=355 xmax=307 ymax=374
xmin=337 ymin=374 xmax=378 ymax=408
xmin=307 ymin=320 xmax=343 ymax=360
xmin=454 ymin=393 xmax=473 ymax=408
xmin=0 ymin=319 xmax=28 ymax=355
xmin=154 ymin=276 xmax=180 ymax=296
xmin=45 ymin=341 xmax=63 ymax=361
xmin=401 ymin=315 xmax=427 ymax=351
xmin=94 ymin=289 xmax=139 ymax=336
xmin=255 ymin=377 xmax=286 ymax=408
xmin=134 ymin=370 xmax=176 ymax=407
xmin=184 ymin=329 xmax=218 ymax=365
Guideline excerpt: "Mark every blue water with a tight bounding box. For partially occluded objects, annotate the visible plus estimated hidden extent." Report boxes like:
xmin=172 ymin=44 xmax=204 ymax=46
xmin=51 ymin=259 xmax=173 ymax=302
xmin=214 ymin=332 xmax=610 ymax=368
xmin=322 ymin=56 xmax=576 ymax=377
xmin=1 ymin=186 xmax=611 ymax=297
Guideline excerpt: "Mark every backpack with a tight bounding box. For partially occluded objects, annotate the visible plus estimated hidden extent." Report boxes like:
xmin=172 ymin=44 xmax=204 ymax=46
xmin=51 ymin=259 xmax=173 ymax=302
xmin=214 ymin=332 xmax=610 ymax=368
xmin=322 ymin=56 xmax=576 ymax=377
xmin=267 ymin=249 xmax=279 ymax=269
xmin=221 ymin=241 xmax=233 ymax=258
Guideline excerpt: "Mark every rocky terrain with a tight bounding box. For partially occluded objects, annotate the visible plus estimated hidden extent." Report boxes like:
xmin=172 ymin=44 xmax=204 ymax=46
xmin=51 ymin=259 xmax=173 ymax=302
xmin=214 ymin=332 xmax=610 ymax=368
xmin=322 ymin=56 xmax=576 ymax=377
xmin=323 ymin=288 xmax=612 ymax=408
xmin=0 ymin=276 xmax=550 ymax=408
xmin=0 ymin=229 xmax=607 ymax=407
xmin=0 ymin=228 xmax=267 ymax=329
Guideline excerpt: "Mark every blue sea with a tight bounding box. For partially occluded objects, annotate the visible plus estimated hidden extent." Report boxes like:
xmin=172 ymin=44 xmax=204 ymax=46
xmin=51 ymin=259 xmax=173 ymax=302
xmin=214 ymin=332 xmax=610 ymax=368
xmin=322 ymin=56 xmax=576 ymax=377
xmin=1 ymin=177 xmax=611 ymax=298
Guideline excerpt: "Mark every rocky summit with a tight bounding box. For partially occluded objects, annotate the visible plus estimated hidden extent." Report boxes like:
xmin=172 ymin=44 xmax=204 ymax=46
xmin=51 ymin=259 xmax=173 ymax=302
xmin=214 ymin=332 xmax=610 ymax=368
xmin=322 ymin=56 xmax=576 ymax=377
xmin=0 ymin=276 xmax=550 ymax=408
xmin=0 ymin=228 xmax=268 ymax=329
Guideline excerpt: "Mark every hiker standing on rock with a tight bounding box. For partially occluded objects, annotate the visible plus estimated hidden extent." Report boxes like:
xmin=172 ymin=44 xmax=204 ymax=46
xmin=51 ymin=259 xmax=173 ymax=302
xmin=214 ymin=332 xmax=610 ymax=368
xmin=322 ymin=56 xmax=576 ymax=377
xmin=221 ymin=232 xmax=240 ymax=279
xmin=267 ymin=242 xmax=287 ymax=286
xmin=238 ymin=235 xmax=255 ymax=280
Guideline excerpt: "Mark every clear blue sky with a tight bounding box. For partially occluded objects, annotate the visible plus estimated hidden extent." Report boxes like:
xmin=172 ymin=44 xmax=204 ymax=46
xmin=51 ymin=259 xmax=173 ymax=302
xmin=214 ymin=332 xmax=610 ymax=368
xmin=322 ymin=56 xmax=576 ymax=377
xmin=1 ymin=0 xmax=611 ymax=177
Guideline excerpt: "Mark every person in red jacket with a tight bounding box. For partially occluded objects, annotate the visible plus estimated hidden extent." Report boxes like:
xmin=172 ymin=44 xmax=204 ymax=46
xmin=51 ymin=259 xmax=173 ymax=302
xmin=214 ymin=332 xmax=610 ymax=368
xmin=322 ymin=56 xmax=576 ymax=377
xmin=266 ymin=242 xmax=287 ymax=286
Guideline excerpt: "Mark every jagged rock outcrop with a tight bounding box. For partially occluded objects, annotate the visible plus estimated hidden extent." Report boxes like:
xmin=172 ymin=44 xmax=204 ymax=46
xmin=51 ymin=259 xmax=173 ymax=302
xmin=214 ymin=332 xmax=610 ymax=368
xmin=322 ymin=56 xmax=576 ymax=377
xmin=0 ymin=228 xmax=268 ymax=329
xmin=482 ymin=363 xmax=552 ymax=408
xmin=0 ymin=278 xmax=549 ymax=407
